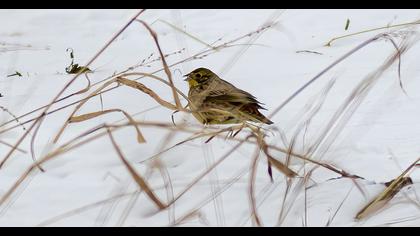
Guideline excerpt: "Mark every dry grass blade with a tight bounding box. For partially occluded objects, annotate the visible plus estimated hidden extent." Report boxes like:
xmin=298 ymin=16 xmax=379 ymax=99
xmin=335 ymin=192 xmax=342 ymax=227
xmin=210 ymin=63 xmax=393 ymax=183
xmin=249 ymin=144 xmax=263 ymax=227
xmin=116 ymin=72 xmax=189 ymax=100
xmin=69 ymin=110 xmax=119 ymax=123
xmin=0 ymin=163 xmax=39 ymax=206
xmin=250 ymin=125 xmax=298 ymax=178
xmin=136 ymin=20 xmax=182 ymax=110
xmin=37 ymin=191 xmax=138 ymax=226
xmin=153 ymin=161 xmax=176 ymax=225
xmin=381 ymin=34 xmax=407 ymax=95
xmin=0 ymin=91 xmax=101 ymax=136
xmin=106 ymin=128 xmax=166 ymax=210
xmin=0 ymin=105 xmax=26 ymax=131
xmin=260 ymin=143 xmax=361 ymax=179
xmin=132 ymin=127 xmax=178 ymax=225
xmin=326 ymin=185 xmax=354 ymax=226
xmin=70 ymin=109 xmax=146 ymax=143
xmin=0 ymin=140 xmax=27 ymax=154
xmin=380 ymin=215 xmax=420 ymax=226
xmin=356 ymin=157 xmax=420 ymax=220
xmin=116 ymin=77 xmax=179 ymax=111
xmin=266 ymin=156 xmax=297 ymax=178
xmin=137 ymin=125 xmax=245 ymax=164
xmin=72 ymin=73 xmax=92 ymax=95
xmin=156 ymin=19 xmax=216 ymax=50
xmin=261 ymin=141 xmax=297 ymax=177
xmin=325 ymin=19 xmax=420 ymax=46
xmin=30 ymin=116 xmax=46 ymax=172
xmin=277 ymin=177 xmax=307 ymax=225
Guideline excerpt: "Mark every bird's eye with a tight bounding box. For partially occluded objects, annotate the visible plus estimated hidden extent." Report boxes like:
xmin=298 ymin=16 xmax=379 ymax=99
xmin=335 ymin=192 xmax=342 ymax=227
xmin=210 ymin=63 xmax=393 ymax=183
xmin=195 ymin=74 xmax=202 ymax=78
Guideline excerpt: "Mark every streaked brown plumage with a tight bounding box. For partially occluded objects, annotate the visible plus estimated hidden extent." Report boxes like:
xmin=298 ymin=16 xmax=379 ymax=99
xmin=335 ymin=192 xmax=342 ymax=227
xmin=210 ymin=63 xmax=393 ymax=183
xmin=184 ymin=67 xmax=273 ymax=125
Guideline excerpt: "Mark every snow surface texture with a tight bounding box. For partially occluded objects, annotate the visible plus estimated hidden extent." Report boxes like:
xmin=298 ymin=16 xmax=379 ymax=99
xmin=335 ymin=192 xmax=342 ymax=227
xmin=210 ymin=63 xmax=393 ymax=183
xmin=0 ymin=9 xmax=419 ymax=226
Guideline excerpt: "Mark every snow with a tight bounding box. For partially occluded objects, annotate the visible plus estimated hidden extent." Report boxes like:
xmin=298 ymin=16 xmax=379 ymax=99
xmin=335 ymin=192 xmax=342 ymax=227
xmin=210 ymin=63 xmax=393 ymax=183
xmin=0 ymin=9 xmax=419 ymax=226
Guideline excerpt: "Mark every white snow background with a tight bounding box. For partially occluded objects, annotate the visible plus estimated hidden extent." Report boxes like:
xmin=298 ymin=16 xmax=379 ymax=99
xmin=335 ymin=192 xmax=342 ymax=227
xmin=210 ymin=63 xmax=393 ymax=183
xmin=0 ymin=9 xmax=420 ymax=226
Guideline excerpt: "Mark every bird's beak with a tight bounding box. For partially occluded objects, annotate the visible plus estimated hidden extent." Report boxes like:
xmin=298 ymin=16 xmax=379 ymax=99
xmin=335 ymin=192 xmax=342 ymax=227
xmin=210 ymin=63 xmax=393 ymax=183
xmin=183 ymin=73 xmax=190 ymax=81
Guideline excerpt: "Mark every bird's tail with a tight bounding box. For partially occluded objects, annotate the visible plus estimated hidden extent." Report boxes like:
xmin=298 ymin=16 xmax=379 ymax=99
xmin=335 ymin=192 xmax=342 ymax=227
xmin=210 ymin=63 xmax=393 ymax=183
xmin=260 ymin=116 xmax=274 ymax=125
xmin=240 ymin=104 xmax=273 ymax=125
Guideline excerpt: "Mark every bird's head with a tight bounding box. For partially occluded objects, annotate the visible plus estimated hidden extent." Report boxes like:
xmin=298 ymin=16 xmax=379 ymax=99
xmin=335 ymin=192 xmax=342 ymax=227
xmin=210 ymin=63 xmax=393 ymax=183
xmin=183 ymin=67 xmax=214 ymax=88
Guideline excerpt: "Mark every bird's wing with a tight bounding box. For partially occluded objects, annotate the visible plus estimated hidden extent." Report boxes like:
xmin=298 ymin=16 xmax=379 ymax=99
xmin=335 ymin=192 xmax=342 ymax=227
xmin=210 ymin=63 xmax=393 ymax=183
xmin=204 ymin=79 xmax=266 ymax=109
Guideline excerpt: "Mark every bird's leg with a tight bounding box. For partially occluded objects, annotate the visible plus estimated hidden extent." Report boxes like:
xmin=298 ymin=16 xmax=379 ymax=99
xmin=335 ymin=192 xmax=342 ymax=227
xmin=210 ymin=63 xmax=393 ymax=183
xmin=245 ymin=122 xmax=275 ymax=138
xmin=222 ymin=123 xmax=244 ymax=139
xmin=243 ymin=122 xmax=261 ymax=138
xmin=225 ymin=129 xmax=233 ymax=139
xmin=231 ymin=123 xmax=245 ymax=138
xmin=204 ymin=124 xmax=238 ymax=143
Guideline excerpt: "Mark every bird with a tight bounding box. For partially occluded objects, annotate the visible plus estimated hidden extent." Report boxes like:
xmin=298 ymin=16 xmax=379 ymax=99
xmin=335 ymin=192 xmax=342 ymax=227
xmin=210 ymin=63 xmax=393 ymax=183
xmin=183 ymin=67 xmax=273 ymax=125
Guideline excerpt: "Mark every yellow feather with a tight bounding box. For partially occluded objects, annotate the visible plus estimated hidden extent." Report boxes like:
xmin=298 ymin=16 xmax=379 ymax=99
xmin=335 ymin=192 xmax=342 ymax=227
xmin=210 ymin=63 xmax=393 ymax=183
xmin=188 ymin=79 xmax=199 ymax=88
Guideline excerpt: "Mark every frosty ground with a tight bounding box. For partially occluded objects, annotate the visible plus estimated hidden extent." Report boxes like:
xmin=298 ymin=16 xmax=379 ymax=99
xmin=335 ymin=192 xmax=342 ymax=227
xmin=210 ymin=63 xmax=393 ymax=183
xmin=0 ymin=9 xmax=419 ymax=226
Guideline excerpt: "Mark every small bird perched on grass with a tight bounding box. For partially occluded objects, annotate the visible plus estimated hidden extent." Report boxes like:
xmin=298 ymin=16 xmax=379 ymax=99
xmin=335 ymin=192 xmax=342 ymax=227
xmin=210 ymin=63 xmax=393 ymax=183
xmin=184 ymin=67 xmax=273 ymax=125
